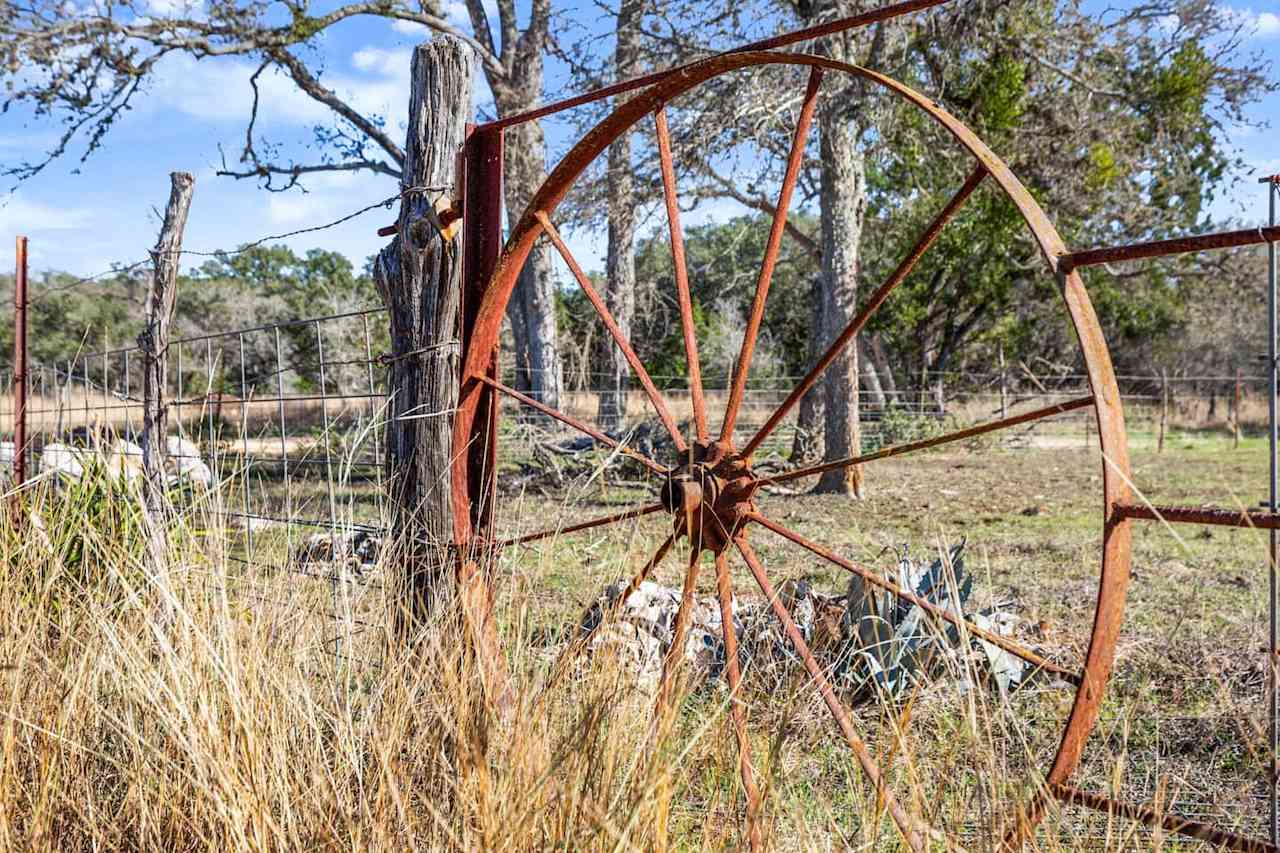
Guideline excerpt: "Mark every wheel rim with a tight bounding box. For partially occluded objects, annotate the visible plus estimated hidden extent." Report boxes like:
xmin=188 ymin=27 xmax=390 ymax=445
xmin=450 ymin=51 xmax=1134 ymax=851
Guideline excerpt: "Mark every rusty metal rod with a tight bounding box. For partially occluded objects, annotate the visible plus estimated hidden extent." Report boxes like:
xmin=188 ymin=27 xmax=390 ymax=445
xmin=1061 ymin=226 xmax=1280 ymax=272
xmin=1268 ymin=173 xmax=1280 ymax=849
xmin=532 ymin=534 xmax=676 ymax=708
xmin=747 ymin=511 xmax=1081 ymax=685
xmin=742 ymin=166 xmax=988 ymax=459
xmin=476 ymin=0 xmax=953 ymax=132
xmin=1048 ymin=784 xmax=1276 ymax=853
xmin=760 ymin=396 xmax=1095 ymax=486
xmin=655 ymin=107 xmax=709 ymax=444
xmin=13 ymin=236 xmax=28 ymax=487
xmin=721 ymin=67 xmax=823 ymax=443
xmin=497 ymin=502 xmax=665 ymax=548
xmin=653 ymin=545 xmax=703 ymax=721
xmin=1113 ymin=502 xmax=1280 ymax=530
xmin=734 ymin=537 xmax=931 ymax=853
xmin=714 ymin=549 xmax=763 ymax=851
xmin=535 ymin=211 xmax=688 ymax=453
xmin=477 ymin=374 xmax=668 ymax=475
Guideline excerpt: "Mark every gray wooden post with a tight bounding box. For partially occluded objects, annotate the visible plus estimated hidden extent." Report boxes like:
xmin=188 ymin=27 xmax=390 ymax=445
xmin=139 ymin=172 xmax=194 ymax=519
xmin=373 ymin=37 xmax=473 ymax=627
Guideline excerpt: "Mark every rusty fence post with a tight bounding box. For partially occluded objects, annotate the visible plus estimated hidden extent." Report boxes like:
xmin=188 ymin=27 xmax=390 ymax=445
xmin=1263 ymin=173 xmax=1279 ymax=849
xmin=13 ymin=236 xmax=28 ymax=487
xmin=460 ymin=124 xmax=503 ymax=543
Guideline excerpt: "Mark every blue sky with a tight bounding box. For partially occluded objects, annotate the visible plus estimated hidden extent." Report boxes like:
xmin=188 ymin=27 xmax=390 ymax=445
xmin=1 ymin=0 xmax=1277 ymax=282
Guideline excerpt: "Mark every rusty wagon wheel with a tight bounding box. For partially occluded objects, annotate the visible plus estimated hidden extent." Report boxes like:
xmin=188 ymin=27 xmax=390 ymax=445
xmin=450 ymin=51 xmax=1150 ymax=852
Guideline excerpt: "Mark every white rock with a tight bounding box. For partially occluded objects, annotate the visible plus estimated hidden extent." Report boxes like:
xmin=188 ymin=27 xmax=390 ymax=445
xmin=106 ymin=439 xmax=144 ymax=484
xmin=164 ymin=436 xmax=212 ymax=487
xmin=39 ymin=442 xmax=85 ymax=481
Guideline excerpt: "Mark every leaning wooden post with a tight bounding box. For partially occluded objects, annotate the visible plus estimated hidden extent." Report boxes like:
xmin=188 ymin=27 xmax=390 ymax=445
xmin=373 ymin=39 xmax=495 ymax=649
xmin=138 ymin=172 xmax=194 ymax=520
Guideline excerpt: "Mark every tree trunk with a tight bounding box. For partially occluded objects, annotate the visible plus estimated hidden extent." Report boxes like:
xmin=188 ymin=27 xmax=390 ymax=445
xmin=792 ymin=274 xmax=825 ymax=463
xmin=869 ymin=332 xmax=897 ymax=400
xmin=859 ymin=337 xmax=886 ymax=408
xmin=597 ymin=0 xmax=644 ymax=432
xmin=139 ymin=171 xmax=194 ymax=521
xmin=813 ymin=88 xmax=868 ymax=497
xmin=373 ymin=38 xmax=473 ymax=624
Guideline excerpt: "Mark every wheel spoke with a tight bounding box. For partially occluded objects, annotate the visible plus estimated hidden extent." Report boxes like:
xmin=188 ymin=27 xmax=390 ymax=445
xmin=741 ymin=166 xmax=989 ymax=458
xmin=734 ymin=536 xmax=930 ymax=853
xmin=532 ymin=533 xmax=676 ymax=707
xmin=534 ymin=210 xmax=687 ymax=452
xmin=654 ymin=544 xmax=703 ymax=720
xmin=720 ymin=66 xmax=824 ymax=443
xmin=716 ymin=550 xmax=763 ymax=851
xmin=497 ymin=502 xmax=665 ymax=548
xmin=759 ymin=396 xmax=1094 ymax=487
xmin=655 ymin=107 xmax=709 ymax=443
xmin=746 ymin=511 xmax=1081 ymax=685
xmin=478 ymin=374 xmax=668 ymax=476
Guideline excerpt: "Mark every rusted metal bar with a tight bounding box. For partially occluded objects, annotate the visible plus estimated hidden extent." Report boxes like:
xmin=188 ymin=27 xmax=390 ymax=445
xmin=748 ymin=511 xmax=1082 ymax=684
xmin=534 ymin=211 xmax=688 ymax=453
xmin=714 ymin=549 xmax=763 ymax=852
xmin=742 ymin=166 xmax=988 ymax=458
xmin=734 ymin=537 xmax=931 ymax=852
xmin=721 ymin=67 xmax=823 ymax=443
xmin=1267 ymin=173 xmax=1280 ymax=849
xmin=760 ymin=396 xmax=1094 ymax=486
xmin=458 ymin=125 xmax=505 ymax=543
xmin=13 ymin=236 xmax=28 ymax=487
xmin=496 ymin=502 xmax=665 ymax=548
xmin=1048 ymin=784 xmax=1276 ymax=853
xmin=653 ymin=545 xmax=703 ymax=720
xmin=476 ymin=0 xmax=952 ymax=132
xmin=1060 ymin=226 xmax=1280 ymax=272
xmin=1113 ymin=502 xmax=1280 ymax=530
xmin=477 ymin=374 xmax=667 ymax=475
xmin=655 ymin=107 xmax=708 ymax=443
xmin=533 ymin=533 xmax=676 ymax=708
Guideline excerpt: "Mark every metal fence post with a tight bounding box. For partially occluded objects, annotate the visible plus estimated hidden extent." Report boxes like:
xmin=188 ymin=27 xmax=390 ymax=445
xmin=13 ymin=236 xmax=28 ymax=487
xmin=1263 ymin=173 xmax=1279 ymax=849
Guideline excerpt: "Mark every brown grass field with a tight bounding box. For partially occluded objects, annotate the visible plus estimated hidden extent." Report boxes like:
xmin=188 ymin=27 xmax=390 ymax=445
xmin=0 ymin=416 xmax=1273 ymax=850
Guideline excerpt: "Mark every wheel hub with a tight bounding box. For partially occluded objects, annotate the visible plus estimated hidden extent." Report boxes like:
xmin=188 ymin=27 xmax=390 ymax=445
xmin=659 ymin=441 xmax=757 ymax=553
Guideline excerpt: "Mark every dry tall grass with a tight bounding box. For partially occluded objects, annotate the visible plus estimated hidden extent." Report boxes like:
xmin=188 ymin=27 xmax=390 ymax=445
xmin=0 ymin=471 xmax=1233 ymax=851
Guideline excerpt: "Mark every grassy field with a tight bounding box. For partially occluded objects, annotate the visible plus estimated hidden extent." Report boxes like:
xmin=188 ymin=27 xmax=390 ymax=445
xmin=0 ymin=430 xmax=1272 ymax=850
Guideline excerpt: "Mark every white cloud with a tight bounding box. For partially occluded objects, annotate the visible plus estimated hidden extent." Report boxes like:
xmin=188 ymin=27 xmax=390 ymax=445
xmin=1223 ymin=6 xmax=1280 ymax=38
xmin=265 ymin=193 xmax=314 ymax=226
xmin=143 ymin=48 xmax=417 ymax=130
xmin=351 ymin=47 xmax=412 ymax=76
xmin=0 ymin=192 xmax=94 ymax=234
xmin=143 ymin=54 xmax=329 ymax=124
xmin=391 ymin=19 xmax=428 ymax=34
xmin=145 ymin=0 xmax=204 ymax=17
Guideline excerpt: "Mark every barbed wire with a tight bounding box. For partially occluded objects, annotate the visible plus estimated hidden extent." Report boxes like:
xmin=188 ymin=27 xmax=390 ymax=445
xmin=27 ymin=190 xmax=432 ymax=303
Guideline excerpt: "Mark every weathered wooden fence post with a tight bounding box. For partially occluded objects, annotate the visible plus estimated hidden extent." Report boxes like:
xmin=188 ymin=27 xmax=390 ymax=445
xmin=1235 ymin=367 xmax=1243 ymax=448
xmin=1158 ymin=368 xmax=1169 ymax=453
xmin=374 ymin=38 xmax=476 ymax=632
xmin=139 ymin=172 xmax=194 ymax=520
